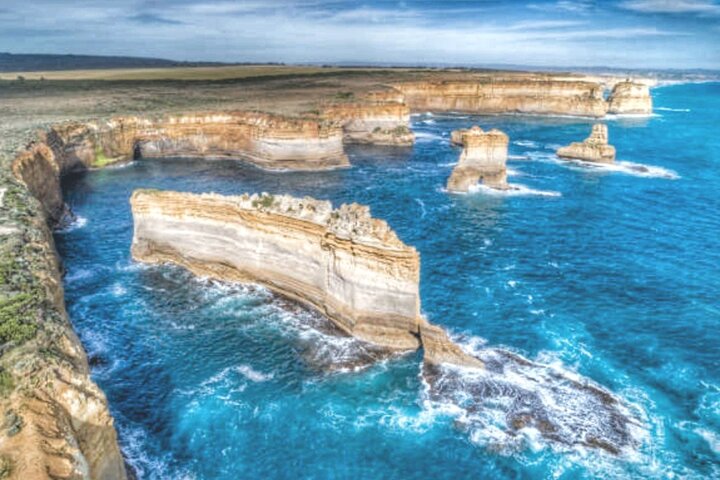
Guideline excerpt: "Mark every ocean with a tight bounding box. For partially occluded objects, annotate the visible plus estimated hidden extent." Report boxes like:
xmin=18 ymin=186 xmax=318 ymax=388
xmin=55 ymin=82 xmax=720 ymax=479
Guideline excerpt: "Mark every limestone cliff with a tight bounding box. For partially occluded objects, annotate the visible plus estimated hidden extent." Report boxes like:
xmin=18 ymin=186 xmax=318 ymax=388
xmin=12 ymin=112 xmax=350 ymax=223
xmin=608 ymin=81 xmax=653 ymax=115
xmin=393 ymin=80 xmax=610 ymax=117
xmin=447 ymin=126 xmax=509 ymax=192
xmin=0 ymin=175 xmax=126 ymax=480
xmin=557 ymin=124 xmax=616 ymax=164
xmin=321 ymin=102 xmax=414 ymax=146
xmin=135 ymin=112 xmax=349 ymax=170
xmin=131 ymin=190 xmax=423 ymax=350
xmin=130 ymin=189 xmax=484 ymax=369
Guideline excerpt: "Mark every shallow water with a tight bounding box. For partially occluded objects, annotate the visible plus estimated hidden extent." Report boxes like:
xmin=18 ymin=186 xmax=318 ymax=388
xmin=55 ymin=82 xmax=720 ymax=479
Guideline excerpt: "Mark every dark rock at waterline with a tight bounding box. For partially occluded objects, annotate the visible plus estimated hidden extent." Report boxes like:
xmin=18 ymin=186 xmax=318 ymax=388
xmin=421 ymin=348 xmax=641 ymax=455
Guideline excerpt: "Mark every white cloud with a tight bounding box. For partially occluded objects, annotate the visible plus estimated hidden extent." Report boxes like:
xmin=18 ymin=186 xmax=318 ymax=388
xmin=528 ymin=1 xmax=594 ymax=13
xmin=0 ymin=0 xmax=713 ymax=69
xmin=620 ymin=0 xmax=720 ymax=14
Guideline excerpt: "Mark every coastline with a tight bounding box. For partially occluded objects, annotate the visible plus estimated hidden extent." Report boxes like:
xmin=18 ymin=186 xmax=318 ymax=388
xmin=0 ymin=68 xmax=664 ymax=477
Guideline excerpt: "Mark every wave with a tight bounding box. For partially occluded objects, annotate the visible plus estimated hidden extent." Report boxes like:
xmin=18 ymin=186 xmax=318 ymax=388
xmin=513 ymin=140 xmax=539 ymax=148
xmin=192 ymin=276 xmax=399 ymax=373
xmin=55 ymin=215 xmax=88 ymax=233
xmin=415 ymin=198 xmax=427 ymax=219
xmin=656 ymin=107 xmax=691 ymax=113
xmin=605 ymin=113 xmax=660 ymax=120
xmin=236 ymin=364 xmax=274 ymax=382
xmin=467 ymin=183 xmax=561 ymax=197
xmin=118 ymin=424 xmax=183 ymax=480
xmin=413 ymin=131 xmax=444 ymax=142
xmin=566 ymin=159 xmax=679 ymax=179
xmin=527 ymin=151 xmax=679 ymax=179
xmin=421 ymin=333 xmax=648 ymax=457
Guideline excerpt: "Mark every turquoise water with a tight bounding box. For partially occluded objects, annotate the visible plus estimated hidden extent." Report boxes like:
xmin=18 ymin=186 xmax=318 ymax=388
xmin=55 ymin=82 xmax=720 ymax=479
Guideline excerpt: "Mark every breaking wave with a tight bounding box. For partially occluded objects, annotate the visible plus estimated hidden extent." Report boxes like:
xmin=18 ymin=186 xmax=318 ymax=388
xmin=513 ymin=140 xmax=539 ymax=148
xmin=421 ymin=336 xmax=647 ymax=457
xmin=468 ymin=183 xmax=561 ymax=197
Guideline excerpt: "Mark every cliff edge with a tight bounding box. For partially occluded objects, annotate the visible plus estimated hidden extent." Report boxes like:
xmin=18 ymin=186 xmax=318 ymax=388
xmin=0 ymin=174 xmax=126 ymax=480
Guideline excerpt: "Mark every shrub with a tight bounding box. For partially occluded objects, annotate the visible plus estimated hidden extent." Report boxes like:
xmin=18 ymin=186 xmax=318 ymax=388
xmin=0 ymin=293 xmax=38 ymax=345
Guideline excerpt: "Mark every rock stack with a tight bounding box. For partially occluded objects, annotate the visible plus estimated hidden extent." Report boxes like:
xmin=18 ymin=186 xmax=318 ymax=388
xmin=557 ymin=124 xmax=616 ymax=164
xmin=446 ymin=126 xmax=509 ymax=192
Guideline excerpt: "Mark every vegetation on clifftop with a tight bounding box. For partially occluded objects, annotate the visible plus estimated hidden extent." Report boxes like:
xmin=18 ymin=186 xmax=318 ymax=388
xmin=0 ymin=180 xmax=47 ymax=348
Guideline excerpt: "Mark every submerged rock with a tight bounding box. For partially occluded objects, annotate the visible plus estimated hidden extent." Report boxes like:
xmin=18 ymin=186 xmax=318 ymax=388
xmin=557 ymin=124 xmax=616 ymax=164
xmin=422 ymin=347 xmax=644 ymax=456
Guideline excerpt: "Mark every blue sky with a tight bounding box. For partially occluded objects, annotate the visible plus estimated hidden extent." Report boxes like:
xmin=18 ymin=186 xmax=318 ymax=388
xmin=1 ymin=0 xmax=718 ymax=69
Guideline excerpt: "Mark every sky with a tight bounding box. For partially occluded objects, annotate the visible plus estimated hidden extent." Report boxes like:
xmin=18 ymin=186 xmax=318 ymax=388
xmin=1 ymin=0 xmax=719 ymax=69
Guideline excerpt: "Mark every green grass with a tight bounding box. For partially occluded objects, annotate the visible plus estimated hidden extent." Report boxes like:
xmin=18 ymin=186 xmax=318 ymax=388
xmin=92 ymin=144 xmax=114 ymax=167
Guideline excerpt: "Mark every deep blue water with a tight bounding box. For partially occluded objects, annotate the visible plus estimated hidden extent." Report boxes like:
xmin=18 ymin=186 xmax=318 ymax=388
xmin=55 ymin=82 xmax=720 ymax=479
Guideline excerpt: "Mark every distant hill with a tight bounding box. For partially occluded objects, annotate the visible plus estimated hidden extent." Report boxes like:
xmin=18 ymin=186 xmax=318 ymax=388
xmin=0 ymin=53 xmax=245 ymax=72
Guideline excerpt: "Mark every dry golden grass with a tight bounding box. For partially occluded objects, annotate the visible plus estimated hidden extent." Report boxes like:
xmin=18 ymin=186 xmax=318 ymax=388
xmin=0 ymin=65 xmax=403 ymax=82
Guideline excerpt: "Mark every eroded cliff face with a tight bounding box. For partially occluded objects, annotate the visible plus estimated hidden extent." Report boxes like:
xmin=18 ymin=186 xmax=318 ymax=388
xmin=557 ymin=124 xmax=616 ymax=164
xmin=0 ymin=176 xmax=126 ymax=480
xmin=11 ymin=112 xmax=351 ymax=223
xmin=135 ymin=112 xmax=349 ymax=170
xmin=393 ymin=80 xmax=610 ymax=117
xmin=447 ymin=126 xmax=509 ymax=192
xmin=131 ymin=190 xmax=423 ymax=350
xmin=608 ymin=81 xmax=653 ymax=115
xmin=321 ymin=102 xmax=414 ymax=146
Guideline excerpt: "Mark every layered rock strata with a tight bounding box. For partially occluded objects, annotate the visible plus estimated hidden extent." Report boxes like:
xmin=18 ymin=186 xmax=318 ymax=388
xmin=12 ymin=113 xmax=349 ymax=223
xmin=393 ymin=79 xmax=653 ymax=117
xmin=130 ymin=189 xmax=483 ymax=367
xmin=557 ymin=124 xmax=616 ymax=164
xmin=394 ymin=80 xmax=609 ymax=117
xmin=608 ymin=81 xmax=653 ymax=115
xmin=131 ymin=190 xmax=422 ymax=350
xmin=447 ymin=126 xmax=509 ymax=192
xmin=321 ymin=102 xmax=414 ymax=146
